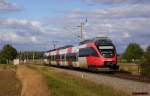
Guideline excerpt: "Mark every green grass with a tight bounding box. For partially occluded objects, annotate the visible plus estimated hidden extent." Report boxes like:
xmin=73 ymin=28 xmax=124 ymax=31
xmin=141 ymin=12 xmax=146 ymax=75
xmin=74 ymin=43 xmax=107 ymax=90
xmin=0 ymin=64 xmax=22 ymax=96
xmin=28 ymin=65 xmax=129 ymax=96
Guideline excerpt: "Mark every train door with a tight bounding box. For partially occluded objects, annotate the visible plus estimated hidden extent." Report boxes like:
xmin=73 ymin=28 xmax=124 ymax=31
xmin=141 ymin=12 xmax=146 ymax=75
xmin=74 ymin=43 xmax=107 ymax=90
xmin=78 ymin=48 xmax=88 ymax=68
xmin=60 ymin=49 xmax=67 ymax=66
xmin=66 ymin=48 xmax=72 ymax=67
xmin=44 ymin=52 xmax=49 ymax=65
xmin=56 ymin=50 xmax=60 ymax=66
xmin=48 ymin=52 xmax=51 ymax=65
xmin=51 ymin=51 xmax=56 ymax=65
xmin=71 ymin=47 xmax=79 ymax=68
xmin=50 ymin=52 xmax=54 ymax=65
xmin=79 ymin=47 xmax=99 ymax=68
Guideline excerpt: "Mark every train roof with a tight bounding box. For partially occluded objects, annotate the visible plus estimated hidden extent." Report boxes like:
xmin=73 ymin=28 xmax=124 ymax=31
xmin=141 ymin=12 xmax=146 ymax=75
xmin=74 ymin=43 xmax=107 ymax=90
xmin=46 ymin=45 xmax=73 ymax=52
xmin=79 ymin=37 xmax=112 ymax=45
xmin=45 ymin=37 xmax=113 ymax=53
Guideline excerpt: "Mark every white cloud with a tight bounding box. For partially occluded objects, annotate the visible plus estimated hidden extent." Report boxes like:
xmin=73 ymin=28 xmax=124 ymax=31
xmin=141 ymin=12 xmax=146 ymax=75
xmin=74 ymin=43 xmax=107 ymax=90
xmin=0 ymin=19 xmax=43 ymax=32
xmin=66 ymin=4 xmax=150 ymax=19
xmin=45 ymin=2 xmax=150 ymax=52
xmin=0 ymin=0 xmax=21 ymax=12
xmin=82 ymin=0 xmax=150 ymax=5
xmin=0 ymin=19 xmax=44 ymax=44
xmin=123 ymin=32 xmax=130 ymax=38
xmin=0 ymin=0 xmax=150 ymax=52
xmin=30 ymin=36 xmax=38 ymax=43
xmin=0 ymin=18 xmax=76 ymax=51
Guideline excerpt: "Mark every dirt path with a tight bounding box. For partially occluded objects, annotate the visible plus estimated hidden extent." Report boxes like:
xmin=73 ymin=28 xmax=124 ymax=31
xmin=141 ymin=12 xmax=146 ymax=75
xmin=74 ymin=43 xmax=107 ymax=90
xmin=16 ymin=65 xmax=50 ymax=96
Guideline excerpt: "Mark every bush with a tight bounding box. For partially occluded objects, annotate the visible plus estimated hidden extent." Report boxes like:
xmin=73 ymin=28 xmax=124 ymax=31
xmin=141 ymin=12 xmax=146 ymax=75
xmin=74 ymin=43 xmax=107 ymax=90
xmin=0 ymin=58 xmax=7 ymax=64
xmin=140 ymin=45 xmax=150 ymax=76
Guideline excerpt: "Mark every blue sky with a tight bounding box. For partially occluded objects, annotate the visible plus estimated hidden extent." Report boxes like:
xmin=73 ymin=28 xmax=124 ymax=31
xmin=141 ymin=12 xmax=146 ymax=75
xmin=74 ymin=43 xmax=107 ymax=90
xmin=0 ymin=0 xmax=150 ymax=53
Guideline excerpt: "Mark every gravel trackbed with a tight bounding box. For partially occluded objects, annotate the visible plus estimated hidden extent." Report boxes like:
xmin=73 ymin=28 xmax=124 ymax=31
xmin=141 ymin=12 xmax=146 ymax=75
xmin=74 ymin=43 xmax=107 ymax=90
xmin=51 ymin=67 xmax=150 ymax=96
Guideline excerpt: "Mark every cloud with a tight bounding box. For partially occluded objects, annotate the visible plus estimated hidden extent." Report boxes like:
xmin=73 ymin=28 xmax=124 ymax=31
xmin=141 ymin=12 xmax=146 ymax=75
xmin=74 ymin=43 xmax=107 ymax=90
xmin=0 ymin=0 xmax=21 ymax=12
xmin=0 ymin=19 xmax=44 ymax=44
xmin=82 ymin=0 xmax=150 ymax=5
xmin=0 ymin=18 xmax=79 ymax=50
xmin=65 ymin=4 xmax=150 ymax=19
xmin=0 ymin=0 xmax=150 ymax=52
xmin=0 ymin=19 xmax=43 ymax=32
xmin=45 ymin=2 xmax=150 ymax=53
xmin=95 ymin=4 xmax=150 ymax=18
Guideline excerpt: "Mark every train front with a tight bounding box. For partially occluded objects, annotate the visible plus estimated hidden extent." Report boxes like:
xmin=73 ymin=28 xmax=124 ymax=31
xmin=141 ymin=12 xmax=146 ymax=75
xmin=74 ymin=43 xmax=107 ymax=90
xmin=95 ymin=38 xmax=119 ymax=70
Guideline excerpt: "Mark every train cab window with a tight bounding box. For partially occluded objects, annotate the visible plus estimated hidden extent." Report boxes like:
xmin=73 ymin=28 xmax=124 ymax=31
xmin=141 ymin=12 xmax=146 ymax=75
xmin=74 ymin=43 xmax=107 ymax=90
xmin=79 ymin=48 xmax=98 ymax=57
xmin=97 ymin=46 xmax=115 ymax=58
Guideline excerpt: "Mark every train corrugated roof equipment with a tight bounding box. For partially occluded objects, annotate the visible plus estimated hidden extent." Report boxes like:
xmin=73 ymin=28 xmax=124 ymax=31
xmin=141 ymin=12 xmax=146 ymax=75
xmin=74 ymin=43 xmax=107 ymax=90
xmin=57 ymin=45 xmax=73 ymax=50
xmin=47 ymin=45 xmax=73 ymax=52
xmin=79 ymin=36 xmax=112 ymax=45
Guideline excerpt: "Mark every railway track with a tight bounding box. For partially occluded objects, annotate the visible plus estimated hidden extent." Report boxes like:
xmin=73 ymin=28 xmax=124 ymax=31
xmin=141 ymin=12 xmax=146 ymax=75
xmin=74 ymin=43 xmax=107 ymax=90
xmin=49 ymin=65 xmax=150 ymax=83
xmin=102 ymin=71 xmax=150 ymax=83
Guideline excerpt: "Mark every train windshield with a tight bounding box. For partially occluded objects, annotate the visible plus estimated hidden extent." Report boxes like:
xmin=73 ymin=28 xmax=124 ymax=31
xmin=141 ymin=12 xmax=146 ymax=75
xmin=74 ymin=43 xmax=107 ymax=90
xmin=98 ymin=46 xmax=115 ymax=58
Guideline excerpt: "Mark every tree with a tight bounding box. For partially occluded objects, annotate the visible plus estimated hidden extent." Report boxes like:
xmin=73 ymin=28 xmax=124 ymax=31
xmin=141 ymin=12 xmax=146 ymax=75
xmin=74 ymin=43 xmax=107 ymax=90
xmin=17 ymin=51 xmax=44 ymax=60
xmin=0 ymin=44 xmax=17 ymax=63
xmin=123 ymin=43 xmax=143 ymax=62
xmin=0 ymin=51 xmax=7 ymax=64
xmin=141 ymin=45 xmax=150 ymax=76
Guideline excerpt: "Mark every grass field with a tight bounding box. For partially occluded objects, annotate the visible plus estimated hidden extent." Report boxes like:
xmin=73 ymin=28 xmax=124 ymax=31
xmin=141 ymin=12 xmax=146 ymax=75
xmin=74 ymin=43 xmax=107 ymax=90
xmin=0 ymin=64 xmax=22 ymax=96
xmin=28 ymin=65 xmax=129 ymax=96
xmin=118 ymin=63 xmax=140 ymax=75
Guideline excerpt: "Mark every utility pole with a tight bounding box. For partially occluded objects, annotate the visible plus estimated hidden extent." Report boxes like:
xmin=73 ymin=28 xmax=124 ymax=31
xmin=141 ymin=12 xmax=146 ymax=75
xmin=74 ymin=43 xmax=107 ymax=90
xmin=33 ymin=51 xmax=35 ymax=62
xmin=80 ymin=22 xmax=84 ymax=41
xmin=77 ymin=22 xmax=84 ymax=41
xmin=0 ymin=34 xmax=3 ymax=48
xmin=52 ymin=40 xmax=58 ymax=49
xmin=77 ymin=18 xmax=88 ymax=41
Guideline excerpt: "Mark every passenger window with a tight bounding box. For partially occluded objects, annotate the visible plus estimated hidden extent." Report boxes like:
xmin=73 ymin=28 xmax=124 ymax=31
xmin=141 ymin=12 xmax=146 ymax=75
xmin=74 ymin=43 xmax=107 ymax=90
xmin=61 ymin=54 xmax=65 ymax=60
xmin=48 ymin=56 xmax=51 ymax=59
xmin=51 ymin=55 xmax=54 ymax=61
xmin=66 ymin=53 xmax=77 ymax=61
xmin=56 ymin=55 xmax=60 ymax=60
xmin=79 ymin=48 xmax=98 ymax=57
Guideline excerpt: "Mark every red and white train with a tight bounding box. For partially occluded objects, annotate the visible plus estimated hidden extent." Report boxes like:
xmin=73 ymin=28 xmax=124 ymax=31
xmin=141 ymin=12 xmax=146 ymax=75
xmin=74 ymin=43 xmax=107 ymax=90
xmin=44 ymin=37 xmax=119 ymax=71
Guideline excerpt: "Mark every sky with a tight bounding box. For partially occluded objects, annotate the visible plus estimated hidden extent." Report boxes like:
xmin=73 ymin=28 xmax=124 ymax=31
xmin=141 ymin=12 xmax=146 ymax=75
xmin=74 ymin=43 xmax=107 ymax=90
xmin=0 ymin=0 xmax=150 ymax=53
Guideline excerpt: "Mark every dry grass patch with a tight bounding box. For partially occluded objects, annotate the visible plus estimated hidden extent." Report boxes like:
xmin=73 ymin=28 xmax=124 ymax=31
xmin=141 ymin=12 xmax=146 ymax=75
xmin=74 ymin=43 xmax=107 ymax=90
xmin=119 ymin=63 xmax=140 ymax=75
xmin=0 ymin=64 xmax=21 ymax=96
xmin=17 ymin=65 xmax=50 ymax=96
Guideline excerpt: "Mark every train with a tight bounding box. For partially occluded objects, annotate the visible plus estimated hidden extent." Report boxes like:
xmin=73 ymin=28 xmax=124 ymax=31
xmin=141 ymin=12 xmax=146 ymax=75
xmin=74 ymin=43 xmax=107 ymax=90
xmin=44 ymin=37 xmax=119 ymax=71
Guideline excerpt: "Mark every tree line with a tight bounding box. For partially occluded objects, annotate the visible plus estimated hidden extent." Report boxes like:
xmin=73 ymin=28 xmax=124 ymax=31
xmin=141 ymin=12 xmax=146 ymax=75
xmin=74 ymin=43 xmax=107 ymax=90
xmin=122 ymin=43 xmax=150 ymax=76
xmin=17 ymin=51 xmax=44 ymax=60
xmin=0 ymin=44 xmax=44 ymax=64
